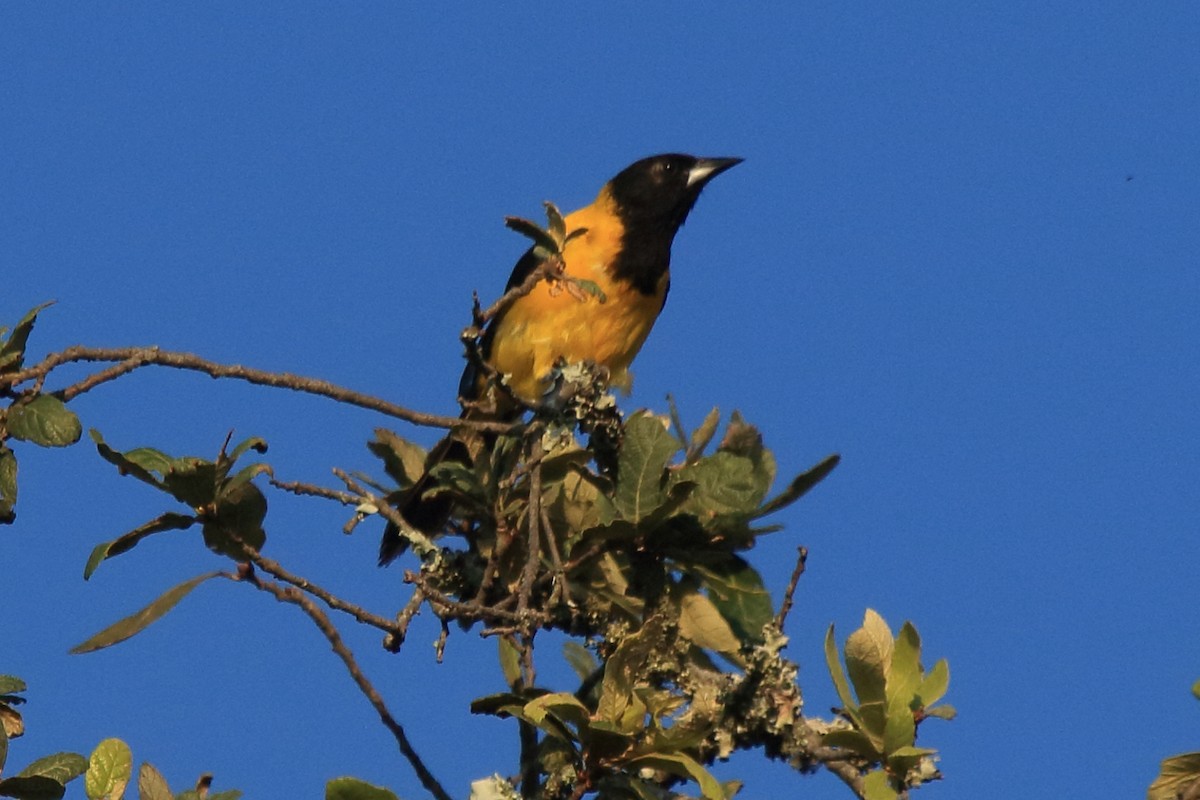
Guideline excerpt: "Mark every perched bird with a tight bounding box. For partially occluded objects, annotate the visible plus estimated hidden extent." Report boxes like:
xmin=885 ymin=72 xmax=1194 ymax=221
xmin=379 ymin=153 xmax=741 ymax=565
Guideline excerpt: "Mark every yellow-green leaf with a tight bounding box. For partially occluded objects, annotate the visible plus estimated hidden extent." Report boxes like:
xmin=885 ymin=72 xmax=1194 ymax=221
xmin=862 ymin=769 xmax=898 ymax=800
xmin=627 ymin=753 xmax=725 ymax=800
xmin=498 ymin=636 xmax=522 ymax=688
xmin=678 ymin=587 xmax=742 ymax=655
xmin=824 ymin=624 xmax=857 ymax=713
xmin=918 ymin=659 xmax=950 ymax=707
xmin=86 ymin=738 xmax=132 ymax=800
xmin=845 ymin=610 xmax=893 ymax=706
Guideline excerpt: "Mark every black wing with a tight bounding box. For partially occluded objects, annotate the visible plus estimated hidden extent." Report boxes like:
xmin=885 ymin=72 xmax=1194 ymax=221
xmin=458 ymin=245 xmax=541 ymax=402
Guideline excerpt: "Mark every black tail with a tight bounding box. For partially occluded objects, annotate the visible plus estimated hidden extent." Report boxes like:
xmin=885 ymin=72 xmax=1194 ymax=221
xmin=377 ymin=434 xmax=472 ymax=565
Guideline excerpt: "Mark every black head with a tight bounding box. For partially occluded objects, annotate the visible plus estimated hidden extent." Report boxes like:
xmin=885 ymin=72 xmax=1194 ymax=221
xmin=607 ymin=153 xmax=742 ymax=233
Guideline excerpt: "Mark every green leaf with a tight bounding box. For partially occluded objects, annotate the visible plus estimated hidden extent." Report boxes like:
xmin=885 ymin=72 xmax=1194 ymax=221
xmin=0 ymin=447 xmax=16 ymax=524
xmin=136 ymin=763 xmax=172 ymax=800
xmin=824 ymin=624 xmax=857 ymax=714
xmin=16 ymin=753 xmax=88 ymax=784
xmin=562 ymin=641 xmax=597 ymax=682
xmin=221 ymin=461 xmax=271 ymax=497
xmin=325 ymin=776 xmax=401 ymax=800
xmin=613 ymin=413 xmax=679 ymax=522
xmin=882 ymin=689 xmax=915 ymax=756
xmin=889 ymin=622 xmax=922 ymax=707
xmin=6 ymin=396 xmax=81 ymax=448
xmin=0 ymin=676 xmax=26 ymax=696
xmin=201 ymin=481 xmax=267 ymax=559
xmin=89 ymin=431 xmax=167 ymax=491
xmin=861 ymin=769 xmax=898 ymax=800
xmin=83 ymin=513 xmax=196 ymax=579
xmin=821 ymin=728 xmax=880 ymax=759
xmin=678 ymin=585 xmax=742 ymax=655
xmin=368 ymin=429 xmax=427 ymax=488
xmin=1149 ymin=752 xmax=1200 ymax=800
xmin=469 ymin=692 xmax=527 ymax=718
xmin=498 ymin=636 xmax=522 ymax=688
xmin=693 ymin=557 xmax=773 ymax=645
xmin=1193 ymin=678 xmax=1200 ymax=701
xmin=224 ymin=436 xmax=268 ymax=467
xmin=161 ymin=458 xmax=218 ymax=508
xmin=0 ymin=302 xmax=54 ymax=373
xmin=626 ymin=753 xmax=724 ymax=800
xmin=71 ymin=573 xmax=221 ymax=654
xmin=686 ymin=406 xmax=721 ymax=462
xmin=754 ymin=453 xmax=840 ymax=519
xmin=918 ymin=658 xmax=950 ymax=708
xmin=677 ymin=451 xmax=771 ymax=517
xmin=85 ymin=738 xmax=132 ymax=800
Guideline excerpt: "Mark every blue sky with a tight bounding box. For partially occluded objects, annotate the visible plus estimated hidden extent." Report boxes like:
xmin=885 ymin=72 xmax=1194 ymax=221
xmin=4 ymin=4 xmax=1199 ymax=798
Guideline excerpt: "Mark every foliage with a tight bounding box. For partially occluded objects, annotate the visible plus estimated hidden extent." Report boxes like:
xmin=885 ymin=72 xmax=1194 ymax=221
xmin=1 ymin=211 xmax=954 ymax=800
xmin=0 ymin=677 xmax=240 ymax=800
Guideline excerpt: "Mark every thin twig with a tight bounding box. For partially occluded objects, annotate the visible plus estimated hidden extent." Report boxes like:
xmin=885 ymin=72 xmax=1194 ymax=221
xmin=236 ymin=539 xmax=406 ymax=637
xmin=774 ymin=546 xmax=808 ymax=630
xmin=516 ymin=436 xmax=544 ymax=620
xmin=237 ymin=567 xmax=454 ymax=800
xmin=270 ymin=478 xmax=360 ymax=505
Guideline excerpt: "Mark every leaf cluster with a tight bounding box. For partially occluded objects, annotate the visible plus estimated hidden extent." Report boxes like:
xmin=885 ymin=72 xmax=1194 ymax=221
xmin=823 ymin=610 xmax=954 ymax=798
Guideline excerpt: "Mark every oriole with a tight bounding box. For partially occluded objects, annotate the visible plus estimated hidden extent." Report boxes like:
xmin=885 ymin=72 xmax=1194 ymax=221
xmin=380 ymin=153 xmax=741 ymax=564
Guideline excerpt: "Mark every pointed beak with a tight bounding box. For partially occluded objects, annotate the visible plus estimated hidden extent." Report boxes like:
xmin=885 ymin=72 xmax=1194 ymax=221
xmin=687 ymin=156 xmax=744 ymax=188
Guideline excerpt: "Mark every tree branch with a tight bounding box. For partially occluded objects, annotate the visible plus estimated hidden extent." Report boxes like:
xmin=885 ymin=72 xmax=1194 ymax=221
xmin=237 ymin=566 xmax=454 ymax=800
xmin=4 ymin=345 xmax=512 ymax=432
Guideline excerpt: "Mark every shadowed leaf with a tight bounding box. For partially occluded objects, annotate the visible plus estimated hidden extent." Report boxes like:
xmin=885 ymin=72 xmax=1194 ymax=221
xmin=754 ymin=453 xmax=840 ymax=518
xmin=0 ymin=446 xmax=16 ymax=524
xmin=84 ymin=513 xmax=196 ymax=579
xmin=368 ymin=429 xmax=427 ymax=488
xmin=0 ymin=302 xmax=54 ymax=373
xmin=71 ymin=573 xmax=221 ymax=654
xmin=201 ymin=481 xmax=267 ymax=558
xmin=137 ymin=763 xmax=172 ymax=800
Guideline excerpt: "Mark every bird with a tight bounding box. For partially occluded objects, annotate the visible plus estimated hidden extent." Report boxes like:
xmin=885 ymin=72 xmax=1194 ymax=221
xmin=379 ymin=153 xmax=741 ymax=565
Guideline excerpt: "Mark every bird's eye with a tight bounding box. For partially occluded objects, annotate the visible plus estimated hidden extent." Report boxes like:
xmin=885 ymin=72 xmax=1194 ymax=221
xmin=660 ymin=161 xmax=676 ymax=173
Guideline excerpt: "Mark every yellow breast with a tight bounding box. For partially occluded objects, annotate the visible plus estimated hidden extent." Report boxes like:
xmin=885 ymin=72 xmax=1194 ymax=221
xmin=487 ymin=195 xmax=668 ymax=403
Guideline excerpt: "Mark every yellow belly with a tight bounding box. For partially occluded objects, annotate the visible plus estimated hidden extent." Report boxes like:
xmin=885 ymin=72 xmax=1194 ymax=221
xmin=487 ymin=200 xmax=667 ymax=403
